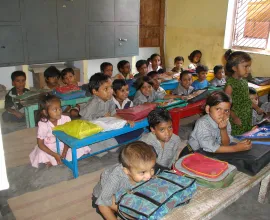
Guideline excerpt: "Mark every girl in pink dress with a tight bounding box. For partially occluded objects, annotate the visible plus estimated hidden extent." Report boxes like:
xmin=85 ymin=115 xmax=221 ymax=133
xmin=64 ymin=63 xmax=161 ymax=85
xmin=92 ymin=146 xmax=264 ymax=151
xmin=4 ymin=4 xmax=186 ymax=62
xmin=29 ymin=94 xmax=91 ymax=168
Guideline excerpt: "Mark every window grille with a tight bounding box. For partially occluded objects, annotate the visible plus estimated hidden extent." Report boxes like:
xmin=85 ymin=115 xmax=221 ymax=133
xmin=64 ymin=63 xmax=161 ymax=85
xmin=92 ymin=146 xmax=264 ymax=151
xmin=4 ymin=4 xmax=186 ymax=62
xmin=232 ymin=0 xmax=270 ymax=50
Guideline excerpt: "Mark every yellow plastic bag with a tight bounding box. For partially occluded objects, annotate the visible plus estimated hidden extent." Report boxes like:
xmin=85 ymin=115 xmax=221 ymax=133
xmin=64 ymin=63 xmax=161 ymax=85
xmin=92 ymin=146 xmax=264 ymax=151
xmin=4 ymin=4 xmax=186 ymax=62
xmin=53 ymin=120 xmax=103 ymax=139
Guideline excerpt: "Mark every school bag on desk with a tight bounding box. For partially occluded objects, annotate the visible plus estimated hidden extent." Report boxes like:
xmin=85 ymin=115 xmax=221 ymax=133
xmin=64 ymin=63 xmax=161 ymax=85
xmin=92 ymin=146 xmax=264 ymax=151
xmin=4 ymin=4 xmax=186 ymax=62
xmin=54 ymin=85 xmax=86 ymax=100
xmin=115 ymin=171 xmax=197 ymax=220
xmin=173 ymin=153 xmax=237 ymax=188
xmin=199 ymin=143 xmax=270 ymax=176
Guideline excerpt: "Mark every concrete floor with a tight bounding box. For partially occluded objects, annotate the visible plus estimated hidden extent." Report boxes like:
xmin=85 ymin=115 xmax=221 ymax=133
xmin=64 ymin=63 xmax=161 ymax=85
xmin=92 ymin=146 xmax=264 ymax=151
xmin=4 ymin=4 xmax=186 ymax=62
xmin=0 ymin=117 xmax=269 ymax=220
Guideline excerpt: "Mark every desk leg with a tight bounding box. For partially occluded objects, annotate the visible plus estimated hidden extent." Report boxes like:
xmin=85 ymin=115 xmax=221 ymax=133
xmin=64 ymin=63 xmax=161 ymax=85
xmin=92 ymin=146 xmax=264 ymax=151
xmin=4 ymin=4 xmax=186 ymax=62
xmin=72 ymin=148 xmax=79 ymax=178
xmin=258 ymin=173 xmax=270 ymax=204
xmin=28 ymin=106 xmax=36 ymax=128
xmin=24 ymin=107 xmax=30 ymax=128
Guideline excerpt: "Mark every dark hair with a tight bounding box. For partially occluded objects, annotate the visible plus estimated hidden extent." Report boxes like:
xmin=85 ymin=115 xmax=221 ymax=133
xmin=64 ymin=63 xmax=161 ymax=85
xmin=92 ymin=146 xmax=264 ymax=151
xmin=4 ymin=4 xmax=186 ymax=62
xmin=224 ymin=49 xmax=252 ymax=76
xmin=61 ymin=68 xmax=74 ymax=79
xmin=133 ymin=76 xmax=154 ymax=91
xmin=180 ymin=70 xmax=192 ymax=80
xmin=196 ymin=64 xmax=208 ymax=74
xmin=249 ymin=87 xmax=257 ymax=95
xmin=100 ymin=62 xmax=113 ymax=72
xmin=150 ymin=53 xmax=161 ymax=61
xmin=38 ymin=94 xmax=61 ymax=122
xmin=44 ymin=66 xmax=60 ymax=79
xmin=112 ymin=79 xmax=127 ymax=92
xmin=174 ymin=56 xmax=184 ymax=63
xmin=11 ymin=71 xmax=26 ymax=81
xmin=206 ymin=91 xmax=232 ymax=107
xmin=188 ymin=50 xmax=202 ymax=63
xmin=147 ymin=108 xmax=172 ymax=128
xmin=117 ymin=60 xmax=130 ymax=72
xmin=88 ymin=72 xmax=110 ymax=94
xmin=120 ymin=141 xmax=156 ymax=168
xmin=146 ymin=58 xmax=151 ymax=66
xmin=213 ymin=65 xmax=223 ymax=74
xmin=147 ymin=71 xmax=158 ymax=79
xmin=136 ymin=60 xmax=148 ymax=69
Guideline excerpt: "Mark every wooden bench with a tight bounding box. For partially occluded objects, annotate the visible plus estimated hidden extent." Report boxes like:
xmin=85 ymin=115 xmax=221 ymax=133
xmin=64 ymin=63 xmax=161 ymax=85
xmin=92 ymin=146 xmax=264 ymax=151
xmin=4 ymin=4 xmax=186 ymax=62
xmin=52 ymin=118 xmax=149 ymax=178
xmin=163 ymin=164 xmax=270 ymax=220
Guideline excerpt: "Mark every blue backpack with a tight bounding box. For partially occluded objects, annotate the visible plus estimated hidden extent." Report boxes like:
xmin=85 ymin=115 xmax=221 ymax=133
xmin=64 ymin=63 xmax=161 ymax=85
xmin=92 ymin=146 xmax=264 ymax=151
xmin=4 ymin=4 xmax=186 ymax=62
xmin=115 ymin=171 xmax=197 ymax=219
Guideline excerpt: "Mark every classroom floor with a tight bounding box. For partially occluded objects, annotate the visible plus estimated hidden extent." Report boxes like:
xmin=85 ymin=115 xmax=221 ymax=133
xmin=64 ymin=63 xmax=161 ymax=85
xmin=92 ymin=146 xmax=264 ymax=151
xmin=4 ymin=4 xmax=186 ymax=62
xmin=0 ymin=116 xmax=269 ymax=220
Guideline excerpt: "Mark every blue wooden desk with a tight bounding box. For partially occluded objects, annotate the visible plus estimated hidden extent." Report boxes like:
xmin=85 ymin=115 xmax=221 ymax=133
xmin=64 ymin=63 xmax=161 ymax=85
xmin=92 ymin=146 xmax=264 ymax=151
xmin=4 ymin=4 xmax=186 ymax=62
xmin=53 ymin=118 xmax=149 ymax=178
xmin=24 ymin=97 xmax=91 ymax=128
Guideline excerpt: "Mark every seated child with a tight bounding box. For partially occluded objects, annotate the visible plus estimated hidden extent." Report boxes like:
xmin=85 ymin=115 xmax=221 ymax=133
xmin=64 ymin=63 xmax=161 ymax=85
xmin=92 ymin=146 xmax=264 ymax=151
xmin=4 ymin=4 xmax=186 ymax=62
xmin=80 ymin=73 xmax=132 ymax=154
xmin=180 ymin=91 xmax=252 ymax=157
xmin=100 ymin=62 xmax=113 ymax=77
xmin=249 ymin=87 xmax=270 ymax=126
xmin=210 ymin=65 xmax=226 ymax=87
xmin=2 ymin=71 xmax=29 ymax=122
xmin=134 ymin=60 xmax=148 ymax=79
xmin=171 ymin=56 xmax=184 ymax=77
xmin=140 ymin=108 xmax=183 ymax=170
xmin=29 ymin=94 xmax=90 ymax=168
xmin=191 ymin=65 xmax=210 ymax=90
xmin=188 ymin=50 xmax=202 ymax=70
xmin=147 ymin=53 xmax=163 ymax=73
xmin=43 ymin=66 xmax=61 ymax=89
xmin=112 ymin=79 xmax=133 ymax=109
xmin=114 ymin=60 xmax=134 ymax=80
xmin=92 ymin=141 xmax=156 ymax=220
xmin=147 ymin=71 xmax=182 ymax=100
xmin=172 ymin=70 xmax=194 ymax=99
xmin=61 ymin=67 xmax=82 ymax=86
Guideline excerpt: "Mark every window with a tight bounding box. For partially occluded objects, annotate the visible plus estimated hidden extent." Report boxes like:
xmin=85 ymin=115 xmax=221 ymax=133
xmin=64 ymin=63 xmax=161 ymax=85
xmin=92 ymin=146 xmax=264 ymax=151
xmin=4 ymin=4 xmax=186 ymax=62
xmin=225 ymin=0 xmax=270 ymax=54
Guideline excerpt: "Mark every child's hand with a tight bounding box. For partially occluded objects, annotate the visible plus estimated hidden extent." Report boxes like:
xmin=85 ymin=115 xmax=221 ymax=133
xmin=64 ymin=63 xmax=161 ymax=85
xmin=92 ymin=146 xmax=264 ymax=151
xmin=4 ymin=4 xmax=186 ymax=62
xmin=235 ymin=139 xmax=252 ymax=152
xmin=233 ymin=116 xmax=242 ymax=126
xmin=127 ymin=120 xmax=135 ymax=127
xmin=104 ymin=112 xmax=111 ymax=117
xmin=54 ymin=154 xmax=63 ymax=165
xmin=218 ymin=118 xmax=229 ymax=130
xmin=256 ymin=107 xmax=265 ymax=115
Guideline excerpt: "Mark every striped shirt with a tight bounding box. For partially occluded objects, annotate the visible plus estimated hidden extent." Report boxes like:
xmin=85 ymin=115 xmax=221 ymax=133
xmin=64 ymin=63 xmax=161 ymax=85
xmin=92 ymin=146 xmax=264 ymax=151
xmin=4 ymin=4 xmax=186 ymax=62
xmin=188 ymin=114 xmax=234 ymax=152
xmin=93 ymin=163 xmax=133 ymax=206
xmin=140 ymin=132 xmax=182 ymax=168
xmin=172 ymin=83 xmax=194 ymax=96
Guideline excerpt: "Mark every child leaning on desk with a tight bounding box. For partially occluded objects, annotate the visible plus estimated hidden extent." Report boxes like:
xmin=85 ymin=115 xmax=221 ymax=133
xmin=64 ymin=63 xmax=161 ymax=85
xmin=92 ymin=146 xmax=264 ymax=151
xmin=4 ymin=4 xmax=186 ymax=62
xmin=79 ymin=73 xmax=134 ymax=155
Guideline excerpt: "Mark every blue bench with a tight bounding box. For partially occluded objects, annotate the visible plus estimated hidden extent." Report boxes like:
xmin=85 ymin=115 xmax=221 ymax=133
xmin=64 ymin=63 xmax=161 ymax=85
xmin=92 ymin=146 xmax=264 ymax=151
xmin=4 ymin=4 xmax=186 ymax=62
xmin=52 ymin=118 xmax=149 ymax=178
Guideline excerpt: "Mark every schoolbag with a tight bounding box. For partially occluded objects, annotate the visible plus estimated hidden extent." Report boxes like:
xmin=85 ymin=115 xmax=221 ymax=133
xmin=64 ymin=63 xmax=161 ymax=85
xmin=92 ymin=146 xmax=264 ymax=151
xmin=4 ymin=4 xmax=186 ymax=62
xmin=115 ymin=171 xmax=197 ymax=220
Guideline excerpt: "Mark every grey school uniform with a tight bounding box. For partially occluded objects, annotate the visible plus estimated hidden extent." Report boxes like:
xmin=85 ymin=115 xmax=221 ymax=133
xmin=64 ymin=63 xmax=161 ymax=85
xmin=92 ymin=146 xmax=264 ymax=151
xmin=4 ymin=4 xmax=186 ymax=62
xmin=140 ymin=132 xmax=182 ymax=168
xmin=93 ymin=163 xmax=133 ymax=206
xmin=80 ymin=95 xmax=116 ymax=121
xmin=188 ymin=114 xmax=234 ymax=152
xmin=155 ymin=87 xmax=166 ymax=99
xmin=172 ymin=84 xmax=194 ymax=96
xmin=210 ymin=78 xmax=226 ymax=87
xmin=133 ymin=90 xmax=159 ymax=106
xmin=79 ymin=95 xmax=118 ymax=154
xmin=252 ymin=102 xmax=270 ymax=125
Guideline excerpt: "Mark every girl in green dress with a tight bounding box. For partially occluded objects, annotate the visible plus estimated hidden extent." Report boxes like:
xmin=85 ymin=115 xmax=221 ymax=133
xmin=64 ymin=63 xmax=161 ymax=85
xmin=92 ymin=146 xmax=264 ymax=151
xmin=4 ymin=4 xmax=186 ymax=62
xmin=224 ymin=50 xmax=264 ymax=136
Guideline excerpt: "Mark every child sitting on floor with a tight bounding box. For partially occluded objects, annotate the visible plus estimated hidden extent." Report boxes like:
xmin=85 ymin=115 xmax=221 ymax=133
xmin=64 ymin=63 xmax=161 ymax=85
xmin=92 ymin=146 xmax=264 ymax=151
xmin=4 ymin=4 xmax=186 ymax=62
xmin=2 ymin=71 xmax=29 ymax=122
xmin=188 ymin=50 xmax=202 ymax=70
xmin=192 ymin=65 xmax=210 ymax=90
xmin=43 ymin=66 xmax=61 ymax=89
xmin=100 ymin=62 xmax=113 ymax=77
xmin=210 ymin=65 xmax=226 ymax=87
xmin=180 ymin=91 xmax=252 ymax=157
xmin=171 ymin=56 xmax=184 ymax=77
xmin=61 ymin=67 xmax=82 ymax=86
xmin=134 ymin=60 xmax=148 ymax=79
xmin=140 ymin=108 xmax=183 ymax=171
xmin=29 ymin=94 xmax=90 ymax=168
xmin=249 ymin=87 xmax=270 ymax=126
xmin=173 ymin=70 xmax=194 ymax=99
xmin=92 ymin=141 xmax=156 ymax=220
xmin=112 ymin=79 xmax=133 ymax=109
xmin=114 ymin=60 xmax=134 ymax=80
